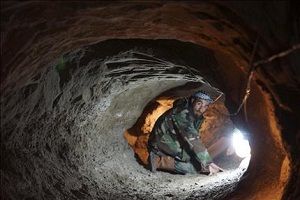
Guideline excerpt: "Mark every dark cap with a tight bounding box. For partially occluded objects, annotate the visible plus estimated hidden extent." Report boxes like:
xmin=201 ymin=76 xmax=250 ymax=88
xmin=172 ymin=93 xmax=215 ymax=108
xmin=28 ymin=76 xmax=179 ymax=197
xmin=193 ymin=90 xmax=213 ymax=103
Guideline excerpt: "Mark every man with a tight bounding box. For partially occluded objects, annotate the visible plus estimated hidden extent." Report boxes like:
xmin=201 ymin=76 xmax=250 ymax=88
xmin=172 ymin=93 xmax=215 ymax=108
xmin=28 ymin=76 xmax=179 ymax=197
xmin=148 ymin=90 xmax=228 ymax=175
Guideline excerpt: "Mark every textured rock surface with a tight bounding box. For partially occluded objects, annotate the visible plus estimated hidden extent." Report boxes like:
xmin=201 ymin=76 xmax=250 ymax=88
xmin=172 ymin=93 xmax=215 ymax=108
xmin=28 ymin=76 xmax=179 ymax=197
xmin=1 ymin=44 xmax=246 ymax=200
xmin=1 ymin=1 xmax=299 ymax=200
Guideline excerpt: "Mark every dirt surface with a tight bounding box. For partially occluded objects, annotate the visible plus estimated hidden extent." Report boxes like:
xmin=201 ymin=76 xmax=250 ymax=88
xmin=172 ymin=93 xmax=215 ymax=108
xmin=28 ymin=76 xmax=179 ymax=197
xmin=1 ymin=48 xmax=247 ymax=200
xmin=1 ymin=2 xmax=299 ymax=200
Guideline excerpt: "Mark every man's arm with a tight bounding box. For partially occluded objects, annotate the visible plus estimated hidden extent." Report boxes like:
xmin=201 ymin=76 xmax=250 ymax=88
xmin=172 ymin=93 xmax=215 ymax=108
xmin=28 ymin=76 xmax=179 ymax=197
xmin=173 ymin=110 xmax=213 ymax=169
xmin=174 ymin=112 xmax=224 ymax=174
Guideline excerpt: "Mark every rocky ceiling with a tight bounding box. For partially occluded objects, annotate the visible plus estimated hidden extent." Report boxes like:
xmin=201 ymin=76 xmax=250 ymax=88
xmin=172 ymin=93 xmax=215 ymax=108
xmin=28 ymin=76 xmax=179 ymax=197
xmin=1 ymin=1 xmax=299 ymax=200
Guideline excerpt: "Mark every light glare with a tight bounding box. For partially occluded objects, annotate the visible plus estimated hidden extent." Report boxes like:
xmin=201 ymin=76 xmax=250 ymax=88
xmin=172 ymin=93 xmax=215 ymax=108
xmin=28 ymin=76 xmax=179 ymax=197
xmin=232 ymin=128 xmax=251 ymax=158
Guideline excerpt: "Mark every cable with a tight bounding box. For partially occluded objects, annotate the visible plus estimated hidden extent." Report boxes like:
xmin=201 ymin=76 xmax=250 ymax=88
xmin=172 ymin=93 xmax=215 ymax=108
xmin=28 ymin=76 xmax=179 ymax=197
xmin=232 ymin=35 xmax=260 ymax=117
xmin=231 ymin=42 xmax=300 ymax=116
xmin=253 ymin=43 xmax=300 ymax=68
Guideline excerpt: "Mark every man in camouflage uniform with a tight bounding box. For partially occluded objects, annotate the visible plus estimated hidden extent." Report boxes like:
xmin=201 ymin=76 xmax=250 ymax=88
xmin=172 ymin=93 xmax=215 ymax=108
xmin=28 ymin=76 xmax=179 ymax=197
xmin=148 ymin=90 xmax=225 ymax=175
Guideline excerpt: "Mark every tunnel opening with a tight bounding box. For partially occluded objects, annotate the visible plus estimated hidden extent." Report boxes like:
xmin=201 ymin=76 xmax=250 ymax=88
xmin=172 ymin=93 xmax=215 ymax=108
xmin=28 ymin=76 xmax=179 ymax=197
xmin=124 ymin=78 xmax=251 ymax=191
xmin=1 ymin=37 xmax=290 ymax=200
xmin=91 ymin=39 xmax=288 ymax=199
xmin=2 ymin=0 xmax=299 ymax=199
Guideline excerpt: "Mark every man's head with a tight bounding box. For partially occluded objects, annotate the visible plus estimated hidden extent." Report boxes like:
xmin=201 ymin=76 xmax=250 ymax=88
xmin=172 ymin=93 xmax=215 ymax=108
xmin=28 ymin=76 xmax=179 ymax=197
xmin=190 ymin=90 xmax=213 ymax=118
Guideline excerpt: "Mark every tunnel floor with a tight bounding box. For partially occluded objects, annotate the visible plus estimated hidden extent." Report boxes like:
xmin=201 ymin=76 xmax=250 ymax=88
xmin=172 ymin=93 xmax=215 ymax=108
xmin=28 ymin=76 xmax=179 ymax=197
xmin=96 ymin=147 xmax=249 ymax=200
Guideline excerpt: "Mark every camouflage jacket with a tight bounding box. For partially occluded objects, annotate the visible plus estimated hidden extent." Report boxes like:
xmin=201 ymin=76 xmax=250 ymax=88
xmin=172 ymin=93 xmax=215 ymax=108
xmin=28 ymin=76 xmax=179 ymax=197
xmin=148 ymin=98 xmax=213 ymax=168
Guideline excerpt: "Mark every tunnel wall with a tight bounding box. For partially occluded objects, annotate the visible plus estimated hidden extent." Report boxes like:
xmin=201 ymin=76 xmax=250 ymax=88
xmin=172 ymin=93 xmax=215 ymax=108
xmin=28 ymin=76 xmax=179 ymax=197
xmin=1 ymin=1 xmax=299 ymax=200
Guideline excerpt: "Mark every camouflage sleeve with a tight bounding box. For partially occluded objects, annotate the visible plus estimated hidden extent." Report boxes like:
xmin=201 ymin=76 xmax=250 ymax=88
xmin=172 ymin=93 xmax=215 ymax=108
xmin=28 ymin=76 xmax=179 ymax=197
xmin=173 ymin=109 xmax=213 ymax=167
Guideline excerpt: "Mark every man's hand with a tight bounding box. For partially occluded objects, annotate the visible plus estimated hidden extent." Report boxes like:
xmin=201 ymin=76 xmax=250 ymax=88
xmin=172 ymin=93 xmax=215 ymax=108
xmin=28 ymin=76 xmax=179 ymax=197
xmin=208 ymin=163 xmax=224 ymax=176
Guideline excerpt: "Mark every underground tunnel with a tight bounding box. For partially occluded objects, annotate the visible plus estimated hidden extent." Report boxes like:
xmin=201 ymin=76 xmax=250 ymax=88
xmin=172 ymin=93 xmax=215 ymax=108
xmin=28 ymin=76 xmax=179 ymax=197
xmin=1 ymin=1 xmax=299 ymax=200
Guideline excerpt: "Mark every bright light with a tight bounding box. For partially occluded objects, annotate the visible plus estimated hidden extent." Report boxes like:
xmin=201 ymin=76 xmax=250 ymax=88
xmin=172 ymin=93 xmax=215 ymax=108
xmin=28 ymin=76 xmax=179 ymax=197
xmin=232 ymin=128 xmax=251 ymax=158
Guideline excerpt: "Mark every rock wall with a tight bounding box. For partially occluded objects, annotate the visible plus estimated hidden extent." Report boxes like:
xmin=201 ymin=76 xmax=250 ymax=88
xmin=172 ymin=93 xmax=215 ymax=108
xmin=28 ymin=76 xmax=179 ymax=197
xmin=1 ymin=1 xmax=299 ymax=200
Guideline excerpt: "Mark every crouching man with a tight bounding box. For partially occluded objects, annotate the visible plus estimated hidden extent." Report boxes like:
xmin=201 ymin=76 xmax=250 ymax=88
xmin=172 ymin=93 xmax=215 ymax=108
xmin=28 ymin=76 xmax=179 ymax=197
xmin=148 ymin=90 xmax=231 ymax=175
